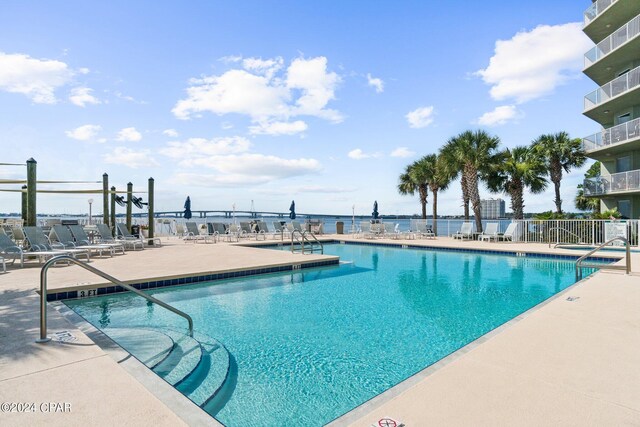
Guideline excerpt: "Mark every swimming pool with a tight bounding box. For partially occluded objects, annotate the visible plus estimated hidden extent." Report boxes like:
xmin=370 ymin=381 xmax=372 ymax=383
xmin=65 ymin=243 xmax=603 ymax=426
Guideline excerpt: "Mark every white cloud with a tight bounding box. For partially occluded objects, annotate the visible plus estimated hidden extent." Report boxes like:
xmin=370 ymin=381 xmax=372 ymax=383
xmin=171 ymin=154 xmax=321 ymax=187
xmin=286 ymin=56 xmax=342 ymax=122
xmin=163 ymin=129 xmax=179 ymax=137
xmin=366 ymin=73 xmax=384 ymax=93
xmin=116 ymin=127 xmax=142 ymax=142
xmin=103 ymin=147 xmax=159 ymax=169
xmin=476 ymin=22 xmax=591 ymax=103
xmin=476 ymin=105 xmax=523 ymax=126
xmin=221 ymin=121 xmax=234 ymax=130
xmin=219 ymin=55 xmax=242 ymax=64
xmin=69 ymin=87 xmax=101 ymax=107
xmin=348 ymin=148 xmax=382 ymax=160
xmin=160 ymin=136 xmax=251 ymax=161
xmin=406 ymin=106 xmax=435 ymax=128
xmin=249 ymin=120 xmax=308 ymax=135
xmin=390 ymin=147 xmax=416 ymax=158
xmin=242 ymin=56 xmax=283 ymax=79
xmin=0 ymin=51 xmax=74 ymax=103
xmin=173 ymin=55 xmax=342 ymax=129
xmin=65 ymin=124 xmax=102 ymax=141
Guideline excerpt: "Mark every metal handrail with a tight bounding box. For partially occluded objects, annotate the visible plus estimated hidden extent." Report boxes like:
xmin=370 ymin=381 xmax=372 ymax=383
xmin=36 ymin=255 xmax=193 ymax=343
xmin=302 ymin=231 xmax=323 ymax=254
xmin=547 ymin=227 xmax=584 ymax=248
xmin=575 ymin=236 xmax=631 ymax=281
xmin=290 ymin=230 xmax=323 ymax=254
xmin=291 ymin=229 xmax=304 ymax=253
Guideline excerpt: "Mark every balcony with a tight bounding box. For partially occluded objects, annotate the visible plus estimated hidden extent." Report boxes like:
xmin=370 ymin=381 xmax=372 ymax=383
xmin=584 ymin=169 xmax=640 ymax=196
xmin=584 ymin=0 xmax=640 ymax=44
xmin=584 ymin=65 xmax=640 ymax=122
xmin=584 ymin=14 xmax=640 ymax=85
xmin=584 ymin=0 xmax=618 ymax=27
xmin=582 ymin=117 xmax=640 ymax=154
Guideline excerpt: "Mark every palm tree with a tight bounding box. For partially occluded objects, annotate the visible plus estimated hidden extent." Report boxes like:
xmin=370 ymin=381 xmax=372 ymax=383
xmin=440 ymin=130 xmax=501 ymax=232
xmin=486 ymin=146 xmax=547 ymax=219
xmin=532 ymin=132 xmax=586 ymax=214
xmin=397 ymin=162 xmax=429 ymax=219
xmin=575 ymin=161 xmax=601 ymax=215
xmin=420 ymin=154 xmax=453 ymax=232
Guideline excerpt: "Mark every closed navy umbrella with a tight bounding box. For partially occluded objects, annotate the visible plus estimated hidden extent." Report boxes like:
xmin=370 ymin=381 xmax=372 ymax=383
xmin=183 ymin=196 xmax=192 ymax=219
xmin=372 ymin=200 xmax=379 ymax=220
xmin=289 ymin=200 xmax=296 ymax=220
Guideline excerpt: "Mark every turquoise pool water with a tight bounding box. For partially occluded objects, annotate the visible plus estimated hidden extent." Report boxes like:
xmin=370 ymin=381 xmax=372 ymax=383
xmin=66 ymin=244 xmax=599 ymax=426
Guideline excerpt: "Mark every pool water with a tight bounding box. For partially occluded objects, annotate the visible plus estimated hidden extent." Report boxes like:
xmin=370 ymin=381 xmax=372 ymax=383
xmin=66 ymin=244 xmax=599 ymax=426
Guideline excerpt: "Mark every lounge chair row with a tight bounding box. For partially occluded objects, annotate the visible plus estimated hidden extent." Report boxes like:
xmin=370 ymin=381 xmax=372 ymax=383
xmin=355 ymin=221 xmax=435 ymax=240
xmin=453 ymin=222 xmax=517 ymax=242
xmin=181 ymin=220 xmax=309 ymax=243
xmin=0 ymin=223 xmax=160 ymax=269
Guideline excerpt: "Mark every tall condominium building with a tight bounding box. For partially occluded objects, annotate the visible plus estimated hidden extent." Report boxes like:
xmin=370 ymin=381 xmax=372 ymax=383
xmin=582 ymin=0 xmax=640 ymax=218
xmin=481 ymin=198 xmax=505 ymax=219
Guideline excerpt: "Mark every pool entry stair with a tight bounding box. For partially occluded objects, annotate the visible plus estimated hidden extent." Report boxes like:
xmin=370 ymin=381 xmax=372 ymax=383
xmin=290 ymin=230 xmax=324 ymax=254
xmin=106 ymin=327 xmax=235 ymax=415
xmin=38 ymin=256 xmax=236 ymax=415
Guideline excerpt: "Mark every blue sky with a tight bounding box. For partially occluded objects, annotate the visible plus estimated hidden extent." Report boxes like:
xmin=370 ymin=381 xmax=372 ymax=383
xmin=0 ymin=1 xmax=597 ymax=217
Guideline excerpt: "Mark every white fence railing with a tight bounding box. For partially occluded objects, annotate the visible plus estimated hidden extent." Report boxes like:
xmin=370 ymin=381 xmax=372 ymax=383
xmin=508 ymin=219 xmax=639 ymax=247
xmin=584 ymin=0 xmax=618 ymax=26
xmin=584 ymin=169 xmax=640 ymax=195
xmin=585 ymin=64 xmax=640 ymax=110
xmin=584 ymin=13 xmax=639 ymax=67
xmin=582 ymin=117 xmax=640 ymax=152
xmin=410 ymin=218 xmax=639 ymax=247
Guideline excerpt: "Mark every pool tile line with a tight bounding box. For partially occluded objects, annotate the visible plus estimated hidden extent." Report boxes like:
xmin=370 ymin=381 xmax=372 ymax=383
xmin=47 ymin=258 xmax=338 ymax=302
xmin=254 ymin=240 xmax=618 ymax=263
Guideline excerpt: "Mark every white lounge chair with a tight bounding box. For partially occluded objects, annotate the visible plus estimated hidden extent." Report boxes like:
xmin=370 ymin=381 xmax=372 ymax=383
xmin=453 ymin=222 xmax=473 ymax=240
xmin=0 ymin=231 xmax=69 ymax=267
xmin=23 ymin=226 xmax=90 ymax=261
xmin=184 ymin=222 xmax=214 ymax=243
xmin=479 ymin=222 xmax=499 ymax=242
xmin=51 ymin=225 xmax=114 ymax=257
xmin=359 ymin=221 xmax=376 ymax=239
xmin=114 ymin=223 xmax=145 ymax=250
xmin=500 ymin=222 xmax=518 ymax=242
xmin=272 ymin=221 xmax=289 ymax=241
xmin=416 ymin=222 xmax=436 ymax=239
xmin=69 ymin=224 xmax=125 ymax=255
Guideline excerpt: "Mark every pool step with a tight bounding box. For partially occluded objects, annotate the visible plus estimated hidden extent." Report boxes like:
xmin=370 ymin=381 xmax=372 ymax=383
xmin=104 ymin=328 xmax=174 ymax=367
xmin=153 ymin=330 xmax=203 ymax=386
xmin=175 ymin=332 xmax=231 ymax=410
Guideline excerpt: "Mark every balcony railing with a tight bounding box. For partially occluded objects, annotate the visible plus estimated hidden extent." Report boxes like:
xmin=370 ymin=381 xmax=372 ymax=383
xmin=584 ymin=0 xmax=618 ymax=26
xmin=584 ymin=14 xmax=640 ymax=67
xmin=582 ymin=117 xmax=640 ymax=151
xmin=584 ymin=169 xmax=640 ymax=196
xmin=584 ymin=65 xmax=640 ymax=110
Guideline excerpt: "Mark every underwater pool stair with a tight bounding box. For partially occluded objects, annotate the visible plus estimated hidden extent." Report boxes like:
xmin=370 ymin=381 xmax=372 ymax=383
xmin=105 ymin=327 xmax=235 ymax=414
xmin=37 ymin=256 xmax=236 ymax=414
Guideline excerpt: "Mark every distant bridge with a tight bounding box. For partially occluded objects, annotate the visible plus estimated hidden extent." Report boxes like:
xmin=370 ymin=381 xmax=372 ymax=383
xmin=142 ymin=210 xmax=371 ymax=220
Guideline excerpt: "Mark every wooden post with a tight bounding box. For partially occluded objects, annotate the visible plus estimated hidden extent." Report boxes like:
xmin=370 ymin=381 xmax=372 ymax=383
xmin=102 ymin=173 xmax=109 ymax=226
xmin=26 ymin=158 xmax=37 ymax=226
xmin=148 ymin=177 xmax=155 ymax=245
xmin=21 ymin=185 xmax=27 ymax=222
xmin=126 ymin=182 xmax=133 ymax=233
xmin=110 ymin=186 xmax=116 ymax=236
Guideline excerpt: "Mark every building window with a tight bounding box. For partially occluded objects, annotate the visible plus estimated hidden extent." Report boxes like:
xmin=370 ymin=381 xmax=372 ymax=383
xmin=617 ymin=200 xmax=631 ymax=219
xmin=616 ymin=155 xmax=631 ymax=173
xmin=618 ymin=112 xmax=631 ymax=125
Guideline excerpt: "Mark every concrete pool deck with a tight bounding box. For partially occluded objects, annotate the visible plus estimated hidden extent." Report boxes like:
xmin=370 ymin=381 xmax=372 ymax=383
xmin=0 ymin=235 xmax=638 ymax=425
